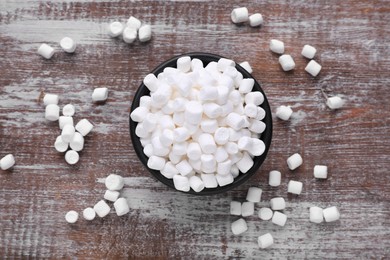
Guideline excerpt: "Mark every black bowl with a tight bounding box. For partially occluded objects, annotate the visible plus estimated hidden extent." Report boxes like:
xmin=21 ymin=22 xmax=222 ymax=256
xmin=129 ymin=52 xmax=272 ymax=195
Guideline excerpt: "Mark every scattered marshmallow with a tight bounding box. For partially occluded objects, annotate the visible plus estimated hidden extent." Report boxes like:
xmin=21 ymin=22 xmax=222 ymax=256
xmin=249 ymin=13 xmax=263 ymax=27
xmin=301 ymin=44 xmax=317 ymax=59
xmin=83 ymin=207 xmax=96 ymax=221
xmin=270 ymin=197 xmax=286 ymax=210
xmin=270 ymin=39 xmax=284 ymax=54
xmin=114 ymin=198 xmax=130 ymax=216
xmin=105 ymin=174 xmax=124 ymax=191
xmin=62 ymin=104 xmax=75 ymax=117
xmin=45 ymin=104 xmax=60 ymax=121
xmin=65 ymin=210 xmax=78 ymax=223
xmin=272 ymin=211 xmax=287 ymax=226
xmin=258 ymin=233 xmax=274 ymax=249
xmin=60 ymin=37 xmax=76 ymax=53
xmin=231 ymin=7 xmax=249 ymax=24
xmin=231 ymin=218 xmax=248 ymax=235
xmin=92 ymin=87 xmax=108 ymax=102
xmin=0 ymin=154 xmax=15 ymax=170
xmin=94 ymin=200 xmax=111 ymax=218
xmin=287 ymin=180 xmax=303 ymax=195
xmin=230 ymin=201 xmax=242 ymax=216
xmin=43 ymin=94 xmax=59 ymax=106
xmin=258 ymin=207 xmax=273 ymax=221
xmin=287 ymin=153 xmax=303 ymax=170
xmin=108 ymin=22 xmax=124 ymax=37
xmin=75 ymin=119 xmax=93 ymax=136
xmin=138 ymin=25 xmax=152 ymax=42
xmin=275 ymin=105 xmax=293 ymax=121
xmin=69 ymin=132 xmax=84 ymax=152
xmin=326 ymin=96 xmax=344 ymax=110
xmin=323 ymin=206 xmax=340 ymax=222
xmin=104 ymin=190 xmax=120 ymax=202
xmin=61 ymin=125 xmax=75 ymax=143
xmin=54 ymin=136 xmax=68 ymax=153
xmin=279 ymin=54 xmax=295 ymax=71
xmin=123 ymin=27 xmax=137 ymax=44
xmin=246 ymin=187 xmax=262 ymax=202
xmin=126 ymin=16 xmax=141 ymax=29
xmin=309 ymin=206 xmax=324 ymax=223
xmin=269 ymin=170 xmax=281 ymax=187
xmin=305 ymin=60 xmax=322 ymax=77
xmin=241 ymin=202 xmax=255 ymax=217
xmin=65 ymin=150 xmax=79 ymax=165
xmin=38 ymin=43 xmax=55 ymax=59
xmin=173 ymin=174 xmax=190 ymax=192
xmin=314 ymin=165 xmax=328 ymax=179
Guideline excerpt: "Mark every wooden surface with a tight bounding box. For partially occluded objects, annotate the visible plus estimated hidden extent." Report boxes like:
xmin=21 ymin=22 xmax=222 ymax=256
xmin=1 ymin=0 xmax=389 ymax=259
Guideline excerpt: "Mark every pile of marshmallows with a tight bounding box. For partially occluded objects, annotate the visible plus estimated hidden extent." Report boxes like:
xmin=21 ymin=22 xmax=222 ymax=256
xmin=108 ymin=16 xmax=152 ymax=43
xmin=230 ymin=153 xmax=340 ymax=249
xmin=65 ymin=174 xmax=130 ymax=223
xmin=131 ymin=56 xmax=268 ymax=192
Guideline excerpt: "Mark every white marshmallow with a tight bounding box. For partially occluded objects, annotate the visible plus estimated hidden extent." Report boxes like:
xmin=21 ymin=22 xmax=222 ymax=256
xmin=244 ymin=104 xmax=258 ymax=118
xmin=147 ymin=156 xmax=166 ymax=171
xmin=189 ymin=176 xmax=205 ymax=192
xmin=143 ymin=74 xmax=159 ymax=92
xmin=200 ymin=119 xmax=218 ymax=133
xmin=199 ymin=87 xmax=218 ymax=102
xmin=201 ymin=154 xmax=216 ymax=173
xmin=114 ymin=198 xmax=130 ymax=216
xmin=258 ymin=207 xmax=273 ymax=221
xmin=176 ymin=160 xmax=193 ymax=176
xmin=65 ymin=150 xmax=79 ymax=165
xmin=279 ymin=54 xmax=295 ymax=71
xmin=189 ymin=159 xmax=201 ymax=172
xmin=105 ymin=174 xmax=124 ymax=191
xmin=144 ymin=113 xmax=158 ymax=132
xmin=38 ymin=43 xmax=55 ymax=59
xmin=65 ymin=210 xmax=78 ymax=223
xmin=230 ymin=164 xmax=240 ymax=178
xmin=60 ymin=37 xmax=76 ymax=53
xmin=231 ymin=218 xmax=248 ymax=235
xmin=275 ymin=105 xmax=293 ymax=121
xmin=314 ymin=165 xmax=328 ymax=179
xmin=198 ymin=133 xmax=217 ymax=154
xmin=239 ymin=61 xmax=253 ymax=74
xmin=172 ymin=112 xmax=185 ymax=127
xmin=162 ymin=101 xmax=175 ymax=115
xmin=288 ymin=180 xmax=303 ymax=195
xmin=249 ymin=119 xmax=266 ymax=134
xmin=135 ymin=123 xmax=149 ymax=139
xmin=214 ymin=127 xmax=230 ymax=145
xmin=54 ymin=136 xmax=68 ymax=153
xmin=217 ymin=58 xmax=235 ymax=72
xmin=323 ymin=206 xmax=340 ymax=222
xmin=108 ymin=22 xmax=124 ymax=37
xmin=131 ymin=107 xmax=149 ymax=122
xmin=201 ymin=173 xmax=218 ymax=188
xmin=301 ymin=44 xmax=317 ymax=59
xmin=69 ymin=132 xmax=84 ymax=152
xmin=226 ymin=113 xmax=245 ymax=130
xmin=0 ymin=154 xmax=15 ymax=170
xmin=92 ymin=87 xmax=108 ymax=102
xmin=229 ymin=90 xmax=241 ymax=105
xmin=236 ymin=152 xmax=254 ymax=173
xmin=269 ymin=170 xmax=281 ymax=187
xmin=104 ymin=190 xmax=120 ymax=202
xmin=203 ymin=103 xmax=222 ymax=118
xmin=61 ymin=124 xmax=75 ymax=143
xmin=287 ymin=153 xmax=303 ymax=170
xmin=241 ymin=202 xmax=255 ymax=217
xmin=62 ymin=104 xmax=75 ymax=117
xmin=172 ymin=98 xmax=187 ymax=112
xmin=230 ymin=152 xmax=244 ymax=164
xmin=270 ymin=197 xmax=286 ymax=210
xmin=230 ymin=7 xmax=249 ymax=24
xmin=234 ymin=72 xmax=244 ymax=88
xmin=169 ymin=152 xmax=182 ymax=165
xmin=216 ymin=85 xmax=230 ymax=105
xmin=43 ymin=94 xmax=59 ymax=106
xmin=224 ymin=142 xmax=239 ymax=155
xmin=326 ymin=96 xmax=344 ymax=110
xmin=140 ymin=96 xmax=151 ymax=109
xmin=187 ymin=142 xmax=202 ymax=160
xmin=173 ymin=127 xmax=191 ymax=142
xmin=246 ymin=187 xmax=262 ymax=202
xmin=249 ymin=13 xmax=263 ymax=27
xmin=171 ymin=142 xmax=187 ymax=156
xmin=245 ymin=92 xmax=264 ymax=105
xmin=256 ymin=107 xmax=266 ymax=121
xmin=161 ymin=162 xmax=179 ymax=179
xmin=309 ymin=206 xmax=324 ymax=223
xmin=305 ymin=60 xmax=322 ymax=77
xmin=123 ymin=27 xmax=137 ymax=43
xmin=173 ymin=174 xmax=190 ymax=192
xmin=258 ymin=233 xmax=274 ymax=249
xmin=45 ymin=104 xmax=60 ymax=121
xmin=75 ymin=119 xmax=93 ymax=136
xmin=216 ymin=173 xmax=234 ymax=186
xmin=217 ymin=160 xmax=232 ymax=175
xmin=152 ymin=83 xmax=172 ymax=106
xmin=230 ymin=201 xmax=242 ymax=216
xmin=126 ymin=16 xmax=141 ymax=29
xmin=214 ymin=147 xmax=229 ymax=163
xmin=270 ymin=39 xmax=285 ymax=54
xmin=239 ymin=78 xmax=254 ymax=94
xmin=138 ymin=24 xmax=152 ymax=42
xmin=223 ymin=66 xmax=238 ymax=79
xmin=82 ymin=207 xmax=96 ymax=221
xmin=272 ymin=211 xmax=287 ymax=226
xmin=177 ymin=56 xmax=191 ymax=73
xmin=94 ymin=200 xmax=111 ymax=218
xmin=237 ymin=136 xmax=252 ymax=151
xmin=191 ymin=58 xmax=204 ymax=71
xmin=159 ymin=129 xmax=174 ymax=147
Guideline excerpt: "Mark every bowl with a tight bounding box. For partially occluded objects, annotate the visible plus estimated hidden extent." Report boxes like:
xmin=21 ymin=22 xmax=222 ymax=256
xmin=129 ymin=52 xmax=272 ymax=195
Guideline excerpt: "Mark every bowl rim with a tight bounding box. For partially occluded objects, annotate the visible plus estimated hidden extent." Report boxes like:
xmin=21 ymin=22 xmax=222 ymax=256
xmin=129 ymin=52 xmax=273 ymax=195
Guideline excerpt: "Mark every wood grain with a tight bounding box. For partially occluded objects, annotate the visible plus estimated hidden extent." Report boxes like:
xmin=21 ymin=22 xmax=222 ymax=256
xmin=0 ymin=0 xmax=389 ymax=258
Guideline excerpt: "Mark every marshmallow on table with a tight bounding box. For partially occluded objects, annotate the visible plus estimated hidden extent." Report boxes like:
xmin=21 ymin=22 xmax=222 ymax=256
xmin=108 ymin=22 xmax=124 ymax=37
xmin=83 ymin=207 xmax=96 ymax=221
xmin=189 ymin=176 xmax=205 ymax=192
xmin=69 ymin=132 xmax=84 ymax=152
xmin=231 ymin=218 xmax=248 ymax=235
xmin=326 ymin=96 xmax=344 ymax=110
xmin=45 ymin=104 xmax=60 ymax=121
xmin=272 ymin=211 xmax=287 ymax=226
xmin=305 ymin=60 xmax=322 ymax=77
xmin=61 ymin=124 xmax=75 ymax=143
xmin=323 ymin=206 xmax=340 ymax=222
xmin=288 ymin=180 xmax=303 ymax=195
xmin=60 ymin=37 xmax=76 ymax=53
xmin=270 ymin=39 xmax=284 ymax=54
xmin=161 ymin=162 xmax=179 ymax=179
xmin=269 ymin=170 xmax=281 ymax=187
xmin=270 ymin=197 xmax=286 ymax=210
xmin=92 ymin=87 xmax=108 ymax=102
xmin=314 ymin=165 xmax=328 ymax=179
xmin=239 ymin=78 xmax=254 ymax=94
xmin=173 ymin=174 xmax=190 ymax=192
xmin=275 ymin=105 xmax=293 ymax=121
xmin=43 ymin=94 xmax=59 ymax=106
xmin=114 ymin=198 xmax=130 ymax=216
xmin=201 ymin=173 xmax=218 ymax=188
xmin=62 ymin=104 xmax=75 ymax=116
xmin=105 ymin=174 xmax=124 ymax=191
xmin=309 ymin=206 xmax=324 ymax=223
xmin=258 ymin=233 xmax=274 ymax=249
xmin=0 ymin=154 xmax=15 ymax=170
xmin=241 ymin=202 xmax=254 ymax=217
xmin=126 ymin=16 xmax=141 ymax=29
xmin=54 ymin=136 xmax=68 ymax=153
xmin=65 ymin=150 xmax=79 ymax=165
xmin=231 ymin=7 xmax=249 ymax=24
xmin=258 ymin=207 xmax=273 ymax=221
xmin=246 ymin=187 xmax=262 ymax=202
xmin=279 ymin=54 xmax=296 ymax=71
xmin=38 ymin=43 xmax=55 ymax=59
xmin=287 ymin=153 xmax=303 ymax=170
xmin=94 ymin=200 xmax=111 ymax=218
xmin=104 ymin=190 xmax=120 ymax=202
xmin=177 ymin=56 xmax=191 ymax=73
xmin=236 ymin=152 xmax=254 ymax=173
xmin=138 ymin=25 xmax=152 ymax=42
xmin=249 ymin=13 xmax=263 ymax=27
xmin=301 ymin=44 xmax=317 ymax=59
xmin=123 ymin=27 xmax=137 ymax=43
xmin=239 ymin=61 xmax=253 ymax=74
xmin=216 ymin=173 xmax=234 ymax=186
xmin=75 ymin=119 xmax=93 ymax=136
xmin=65 ymin=210 xmax=78 ymax=224
xmin=230 ymin=201 xmax=242 ymax=216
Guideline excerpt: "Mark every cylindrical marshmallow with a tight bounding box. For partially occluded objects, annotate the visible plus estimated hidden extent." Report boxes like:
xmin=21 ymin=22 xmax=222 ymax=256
xmin=69 ymin=132 xmax=84 ymax=152
xmin=305 ymin=60 xmax=322 ymax=77
xmin=38 ymin=43 xmax=55 ymax=59
xmin=326 ymin=96 xmax=344 ymax=110
xmin=238 ymin=136 xmax=252 ymax=151
xmin=279 ymin=54 xmax=295 ymax=71
xmin=239 ymin=78 xmax=254 ymax=94
xmin=230 ymin=201 xmax=242 ymax=216
xmin=92 ymin=87 xmax=108 ymax=102
xmin=231 ymin=218 xmax=248 ymax=235
xmin=272 ymin=211 xmax=287 ymax=226
xmin=258 ymin=207 xmax=273 ymax=221
xmin=231 ymin=7 xmax=249 ymax=24
xmin=270 ymin=197 xmax=286 ymax=210
xmin=201 ymin=173 xmax=218 ymax=188
xmin=65 ymin=210 xmax=78 ymax=223
xmin=60 ymin=37 xmax=76 ymax=53
xmin=173 ymin=127 xmax=191 ymax=142
xmin=159 ymin=129 xmax=174 ymax=147
xmin=65 ymin=150 xmax=79 ymax=165
xmin=105 ymin=174 xmax=124 ymax=191
xmin=75 ymin=119 xmax=93 ymax=136
xmin=173 ymin=174 xmax=190 ymax=192
xmin=323 ymin=206 xmax=340 ymax=222
xmin=0 ymin=154 xmax=15 ymax=170
xmin=61 ymin=124 xmax=75 ymax=143
xmin=94 ymin=200 xmax=111 ymax=218
xmin=249 ymin=119 xmax=266 ymax=134
xmin=161 ymin=162 xmax=179 ymax=179
xmin=186 ymin=142 xmax=202 ymax=160
xmin=54 ymin=136 xmax=68 ymax=153
xmin=287 ymin=153 xmax=303 ymax=170
xmin=138 ymin=24 xmax=152 ymax=42
xmin=249 ymin=13 xmax=263 ymax=27
xmin=229 ymin=90 xmax=241 ymax=105
xmin=269 ymin=170 xmax=281 ymax=187
xmin=287 ymin=180 xmax=303 ymax=195
xmin=258 ymin=233 xmax=274 ymax=249
xmin=62 ymin=104 xmax=75 ymax=117
xmin=104 ymin=190 xmax=120 ymax=202
xmin=191 ymin=58 xmax=204 ymax=71
xmin=131 ymin=107 xmax=149 ymax=123
xmin=216 ymin=173 xmax=234 ymax=186
xmin=245 ymin=92 xmax=264 ymax=106
xmin=43 ymin=94 xmax=59 ymax=106
xmin=198 ymin=133 xmax=217 ymax=154
xmin=226 ymin=113 xmax=245 ymax=130
xmin=123 ymin=27 xmax=137 ymax=43
xmin=201 ymin=154 xmax=216 ymax=173
xmin=244 ymin=104 xmax=258 ymax=118
xmin=189 ymin=176 xmax=205 ymax=192
xmin=314 ymin=165 xmax=328 ymax=179
xmin=248 ymin=138 xmax=265 ymax=157
xmin=126 ymin=16 xmax=141 ymax=29
xmin=108 ymin=22 xmax=124 ymax=37
xmin=203 ymin=103 xmax=222 ymax=119
xmin=217 ymin=58 xmax=235 ymax=72
xmin=239 ymin=61 xmax=253 ymax=74
xmin=214 ymin=147 xmax=228 ymax=163
xmin=169 ymin=152 xmax=182 ymax=165
xmin=270 ymin=39 xmax=284 ymax=54
xmin=246 ymin=187 xmax=262 ymax=202
xmin=176 ymin=160 xmax=193 ymax=176
xmin=309 ymin=206 xmax=324 ymax=223
xmin=241 ymin=202 xmax=254 ymax=217
xmin=114 ymin=198 xmax=130 ymax=216
xmin=275 ymin=105 xmax=293 ymax=121
xmin=171 ymin=142 xmax=187 ymax=156
xmin=200 ymin=119 xmax=218 ymax=133
xmin=214 ymin=127 xmax=229 ymax=145
xmin=230 ymin=164 xmax=240 ymax=178
xmin=45 ymin=104 xmax=60 ymax=121
xmin=147 ymin=156 xmax=166 ymax=171
xmin=143 ymin=74 xmax=159 ymax=92
xmin=301 ymin=44 xmax=317 ymax=59
xmin=217 ymin=160 xmax=232 ymax=175
xmin=177 ymin=56 xmax=191 ymax=73
xmin=83 ymin=207 xmax=96 ymax=221
xmin=236 ymin=152 xmax=254 ymax=173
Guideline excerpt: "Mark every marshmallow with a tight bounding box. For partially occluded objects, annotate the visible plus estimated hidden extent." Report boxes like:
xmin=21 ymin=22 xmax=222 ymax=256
xmin=231 ymin=7 xmax=249 ymax=24
xmin=309 ymin=206 xmax=324 ymax=223
xmin=60 ymin=37 xmax=76 ymax=53
xmin=287 ymin=180 xmax=303 ymax=195
xmin=305 ymin=60 xmax=322 ymax=77
xmin=214 ymin=147 xmax=229 ymax=163
xmin=162 ymin=101 xmax=175 ymax=114
xmin=229 ymin=90 xmax=241 ymax=105
xmin=223 ymin=66 xmax=238 ymax=79
xmin=301 ymin=44 xmax=317 ymax=59
xmin=236 ymin=152 xmax=254 ymax=173
xmin=234 ymin=72 xmax=244 ymax=87
xmin=275 ymin=105 xmax=293 ymax=121
xmin=216 ymin=173 xmax=234 ymax=186
xmin=169 ymin=152 xmax=182 ymax=165
xmin=230 ymin=164 xmax=240 ymax=178
xmin=323 ymin=206 xmax=340 ymax=222
xmin=203 ymin=103 xmax=222 ymax=118
xmin=38 ymin=43 xmax=55 ymax=59
xmin=173 ymin=127 xmax=191 ymax=142
xmin=94 ymin=200 xmax=111 ymax=218
xmin=131 ymin=107 xmax=149 ymax=122
xmin=270 ymin=39 xmax=284 ymax=54
xmin=279 ymin=54 xmax=295 ymax=71
xmin=314 ymin=165 xmax=328 ymax=179
xmin=45 ymin=104 xmax=60 ymax=121
xmin=217 ymin=160 xmax=232 ymax=175
xmin=187 ymin=142 xmax=202 ymax=160
xmin=256 ymin=107 xmax=266 ymax=121
xmin=238 ymin=136 xmax=252 ymax=151
xmin=65 ymin=210 xmax=78 ymax=223
xmin=230 ymin=152 xmax=244 ymax=164
xmin=225 ymin=142 xmax=239 ymax=155
xmin=172 ymin=112 xmax=185 ymax=127
xmin=136 ymin=123 xmax=149 ymax=139
xmin=83 ymin=207 xmax=96 ymax=221
xmin=126 ymin=16 xmax=141 ymax=29
xmin=287 ymin=153 xmax=303 ymax=170
xmin=258 ymin=233 xmax=274 ymax=249
xmin=147 ymin=156 xmax=166 ymax=171
xmin=201 ymin=173 xmax=218 ymax=188
xmin=105 ymin=174 xmax=124 ymax=191
xmin=214 ymin=127 xmax=230 ymax=145
xmin=198 ymin=133 xmax=217 ymax=154
xmin=65 ymin=150 xmax=79 ymax=165
xmin=201 ymin=154 xmax=216 ymax=173
xmin=258 ymin=207 xmax=273 ymax=221
xmin=0 ymin=154 xmax=15 ymax=170
xmin=172 ymin=98 xmax=187 ymax=112
xmin=140 ymin=96 xmax=151 ymax=109
xmin=246 ymin=187 xmax=262 ymax=202
xmin=159 ymin=129 xmax=174 ymax=147
xmin=173 ymin=174 xmax=190 ymax=192
xmin=239 ymin=78 xmax=254 ymax=94
xmin=270 ymin=197 xmax=286 ymax=210
xmin=231 ymin=218 xmax=248 ymax=237
xmin=104 ymin=190 xmax=120 ymax=202
xmin=230 ymin=201 xmax=242 ymax=216
xmin=239 ymin=61 xmax=253 ymax=74
xmin=43 ymin=94 xmax=59 ymax=106
xmin=143 ymin=74 xmax=159 ymax=92
xmin=217 ymin=58 xmax=235 ymax=72
xmin=249 ymin=120 xmax=266 ymax=134
xmin=123 ymin=27 xmax=137 ymax=43
xmin=191 ymin=58 xmax=204 ymax=71
xmin=200 ymin=119 xmax=218 ymax=133
xmin=189 ymin=176 xmax=205 ymax=192
xmin=171 ymin=142 xmax=187 ymax=156
xmin=92 ymin=87 xmax=108 ymax=102
xmin=326 ymin=96 xmax=344 ymax=110
xmin=152 ymin=83 xmax=172 ymax=106
xmin=176 ymin=160 xmax=193 ymax=176
xmin=62 ymin=104 xmax=75 ymax=117
xmin=161 ymin=162 xmax=179 ymax=179
xmin=226 ymin=112 xmax=245 ymax=130
xmin=272 ymin=211 xmax=287 ymax=226
xmin=54 ymin=136 xmax=68 ymax=153
xmin=69 ymin=132 xmax=84 ymax=152
xmin=249 ymin=13 xmax=263 ymax=27
xmin=75 ymin=119 xmax=93 ymax=136
xmin=199 ymin=87 xmax=218 ymax=102
xmin=241 ymin=202 xmax=254 ymax=217
xmin=177 ymin=56 xmax=191 ymax=73
xmin=114 ymin=198 xmax=130 ymax=216
xmin=138 ymin=25 xmax=152 ymax=42
xmin=245 ymin=92 xmax=264 ymax=105
xmin=244 ymin=104 xmax=258 ymax=118
xmin=269 ymin=170 xmax=281 ymax=187
xmin=61 ymin=124 xmax=75 ymax=143
xmin=108 ymin=22 xmax=123 ymax=37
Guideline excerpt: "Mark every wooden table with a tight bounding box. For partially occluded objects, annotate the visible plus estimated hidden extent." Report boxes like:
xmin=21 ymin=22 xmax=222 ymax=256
xmin=1 ymin=0 xmax=389 ymax=258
